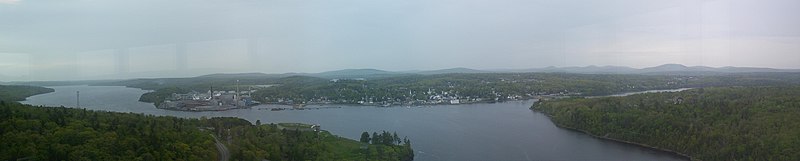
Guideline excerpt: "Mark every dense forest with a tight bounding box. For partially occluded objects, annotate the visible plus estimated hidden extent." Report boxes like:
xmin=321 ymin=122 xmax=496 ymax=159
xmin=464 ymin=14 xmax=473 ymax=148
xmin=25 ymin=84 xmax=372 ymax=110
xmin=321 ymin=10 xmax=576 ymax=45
xmin=0 ymin=102 xmax=414 ymax=161
xmin=0 ymin=102 xmax=218 ymax=160
xmin=532 ymin=86 xmax=800 ymax=161
xmin=0 ymin=85 xmax=54 ymax=102
xmin=209 ymin=118 xmax=414 ymax=161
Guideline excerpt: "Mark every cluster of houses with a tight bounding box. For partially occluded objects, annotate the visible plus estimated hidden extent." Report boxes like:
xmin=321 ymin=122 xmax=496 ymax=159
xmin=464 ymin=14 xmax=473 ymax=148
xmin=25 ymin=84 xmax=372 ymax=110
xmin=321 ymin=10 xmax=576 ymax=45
xmin=265 ymin=88 xmax=546 ymax=107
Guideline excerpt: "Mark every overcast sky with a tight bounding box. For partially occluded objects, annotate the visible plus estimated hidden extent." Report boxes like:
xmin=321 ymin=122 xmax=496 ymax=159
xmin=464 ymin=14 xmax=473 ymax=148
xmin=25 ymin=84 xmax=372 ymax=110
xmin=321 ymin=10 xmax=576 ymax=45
xmin=1 ymin=0 xmax=799 ymax=81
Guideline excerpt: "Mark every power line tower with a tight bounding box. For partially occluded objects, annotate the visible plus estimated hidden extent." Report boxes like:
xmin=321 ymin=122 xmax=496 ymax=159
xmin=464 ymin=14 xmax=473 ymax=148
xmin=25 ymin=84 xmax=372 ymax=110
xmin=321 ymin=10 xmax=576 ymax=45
xmin=76 ymin=91 xmax=80 ymax=108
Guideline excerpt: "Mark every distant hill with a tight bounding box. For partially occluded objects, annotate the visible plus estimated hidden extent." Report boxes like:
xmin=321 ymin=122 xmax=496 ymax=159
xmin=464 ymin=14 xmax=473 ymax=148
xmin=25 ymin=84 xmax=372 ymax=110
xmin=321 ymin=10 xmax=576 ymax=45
xmin=197 ymin=72 xmax=268 ymax=78
xmin=417 ymin=68 xmax=489 ymax=75
xmin=554 ymin=65 xmax=638 ymax=74
xmin=498 ymin=66 xmax=636 ymax=74
xmin=316 ymin=69 xmax=394 ymax=75
xmin=195 ymin=72 xmax=293 ymax=79
xmin=8 ymin=64 xmax=798 ymax=85
xmin=639 ymin=64 xmax=714 ymax=73
xmin=311 ymin=69 xmax=405 ymax=79
xmin=499 ymin=64 xmax=800 ymax=75
xmin=638 ymin=64 xmax=800 ymax=74
xmin=275 ymin=75 xmax=329 ymax=84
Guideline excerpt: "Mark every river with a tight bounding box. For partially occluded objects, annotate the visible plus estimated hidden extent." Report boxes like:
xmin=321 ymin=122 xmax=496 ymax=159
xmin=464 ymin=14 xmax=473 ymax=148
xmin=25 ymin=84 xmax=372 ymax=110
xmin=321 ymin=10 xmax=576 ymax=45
xmin=21 ymin=85 xmax=688 ymax=161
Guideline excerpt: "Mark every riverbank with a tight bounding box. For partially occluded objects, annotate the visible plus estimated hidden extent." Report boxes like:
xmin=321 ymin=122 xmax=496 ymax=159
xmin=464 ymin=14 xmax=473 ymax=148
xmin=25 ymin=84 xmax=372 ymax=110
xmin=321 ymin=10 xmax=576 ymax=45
xmin=532 ymin=86 xmax=800 ymax=160
xmin=148 ymin=88 xmax=692 ymax=111
xmin=528 ymin=88 xmax=700 ymax=160
xmin=535 ymin=111 xmax=695 ymax=161
xmin=0 ymin=85 xmax=54 ymax=102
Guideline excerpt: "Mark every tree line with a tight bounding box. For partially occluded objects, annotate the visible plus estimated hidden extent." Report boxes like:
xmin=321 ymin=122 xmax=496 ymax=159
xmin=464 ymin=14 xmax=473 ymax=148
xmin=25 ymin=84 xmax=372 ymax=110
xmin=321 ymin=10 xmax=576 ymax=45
xmin=359 ymin=131 xmax=414 ymax=161
xmin=1 ymin=84 xmax=415 ymax=161
xmin=532 ymin=86 xmax=800 ymax=161
xmin=0 ymin=85 xmax=53 ymax=102
xmin=217 ymin=120 xmax=414 ymax=161
xmin=0 ymin=101 xmax=217 ymax=160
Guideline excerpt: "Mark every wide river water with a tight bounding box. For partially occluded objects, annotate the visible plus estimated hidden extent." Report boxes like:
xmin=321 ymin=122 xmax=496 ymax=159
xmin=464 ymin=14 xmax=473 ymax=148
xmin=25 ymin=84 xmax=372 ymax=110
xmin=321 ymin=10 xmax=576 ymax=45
xmin=22 ymin=85 xmax=687 ymax=161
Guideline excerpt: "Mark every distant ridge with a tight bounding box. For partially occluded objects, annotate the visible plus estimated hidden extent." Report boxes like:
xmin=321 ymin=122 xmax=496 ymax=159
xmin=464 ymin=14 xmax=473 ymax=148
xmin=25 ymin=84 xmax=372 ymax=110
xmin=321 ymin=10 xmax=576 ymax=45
xmin=499 ymin=64 xmax=800 ymax=74
xmin=196 ymin=72 xmax=278 ymax=78
xmin=154 ymin=64 xmax=800 ymax=80
xmin=10 ymin=64 xmax=798 ymax=84
xmin=417 ymin=67 xmax=490 ymax=75
xmin=311 ymin=69 xmax=407 ymax=79
xmin=315 ymin=69 xmax=394 ymax=76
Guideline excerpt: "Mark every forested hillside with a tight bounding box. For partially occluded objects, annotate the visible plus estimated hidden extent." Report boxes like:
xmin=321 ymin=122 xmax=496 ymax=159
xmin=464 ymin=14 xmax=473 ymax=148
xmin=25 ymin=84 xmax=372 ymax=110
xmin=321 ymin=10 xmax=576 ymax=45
xmin=0 ymin=102 xmax=218 ymax=160
xmin=0 ymin=85 xmax=53 ymax=102
xmin=532 ymin=86 xmax=800 ymax=161
xmin=207 ymin=118 xmax=414 ymax=161
xmin=0 ymin=102 xmax=414 ymax=161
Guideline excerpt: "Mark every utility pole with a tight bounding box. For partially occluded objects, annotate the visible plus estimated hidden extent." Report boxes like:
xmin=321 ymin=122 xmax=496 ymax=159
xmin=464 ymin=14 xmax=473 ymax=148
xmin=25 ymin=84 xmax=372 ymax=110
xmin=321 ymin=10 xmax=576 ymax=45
xmin=76 ymin=91 xmax=80 ymax=108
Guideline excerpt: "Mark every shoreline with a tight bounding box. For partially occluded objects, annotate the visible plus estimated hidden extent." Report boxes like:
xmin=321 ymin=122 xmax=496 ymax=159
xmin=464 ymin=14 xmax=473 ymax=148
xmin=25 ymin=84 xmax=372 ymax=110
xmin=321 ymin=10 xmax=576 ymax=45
xmin=533 ymin=111 xmax=696 ymax=161
xmin=152 ymin=99 xmax=542 ymax=112
xmin=258 ymin=98 xmax=545 ymax=108
xmin=143 ymin=86 xmax=691 ymax=112
xmin=260 ymin=100 xmax=518 ymax=108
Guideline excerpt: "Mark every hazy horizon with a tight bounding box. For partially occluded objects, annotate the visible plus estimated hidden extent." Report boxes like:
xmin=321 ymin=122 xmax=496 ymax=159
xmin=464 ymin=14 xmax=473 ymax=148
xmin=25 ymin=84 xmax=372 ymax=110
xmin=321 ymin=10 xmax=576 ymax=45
xmin=4 ymin=63 xmax=800 ymax=83
xmin=2 ymin=0 xmax=799 ymax=81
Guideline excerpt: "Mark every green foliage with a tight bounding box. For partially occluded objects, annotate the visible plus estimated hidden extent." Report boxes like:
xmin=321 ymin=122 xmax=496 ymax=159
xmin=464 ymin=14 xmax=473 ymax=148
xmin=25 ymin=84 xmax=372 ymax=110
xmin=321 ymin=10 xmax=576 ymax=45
xmin=360 ymin=132 xmax=371 ymax=143
xmin=533 ymin=86 xmax=800 ymax=161
xmin=0 ymin=102 xmax=415 ymax=161
xmin=0 ymin=102 xmax=217 ymax=160
xmin=138 ymin=87 xmax=190 ymax=106
xmin=222 ymin=124 xmax=414 ymax=161
xmin=0 ymin=85 xmax=54 ymax=102
xmin=360 ymin=131 xmax=414 ymax=161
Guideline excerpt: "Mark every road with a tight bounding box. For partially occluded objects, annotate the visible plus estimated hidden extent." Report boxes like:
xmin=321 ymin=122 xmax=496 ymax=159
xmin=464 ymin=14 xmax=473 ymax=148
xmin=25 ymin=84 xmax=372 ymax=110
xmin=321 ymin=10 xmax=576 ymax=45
xmin=211 ymin=134 xmax=230 ymax=161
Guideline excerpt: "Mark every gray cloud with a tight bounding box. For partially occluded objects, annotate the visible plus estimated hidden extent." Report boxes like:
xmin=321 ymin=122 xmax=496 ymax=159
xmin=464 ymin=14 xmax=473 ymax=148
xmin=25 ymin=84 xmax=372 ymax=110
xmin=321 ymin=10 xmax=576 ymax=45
xmin=1 ymin=0 xmax=798 ymax=81
xmin=0 ymin=0 xmax=19 ymax=4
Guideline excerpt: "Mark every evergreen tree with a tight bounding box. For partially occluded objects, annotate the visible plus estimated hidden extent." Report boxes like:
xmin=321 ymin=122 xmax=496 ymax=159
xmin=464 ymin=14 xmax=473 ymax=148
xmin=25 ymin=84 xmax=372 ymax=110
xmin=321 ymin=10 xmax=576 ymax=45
xmin=371 ymin=132 xmax=379 ymax=144
xmin=360 ymin=132 xmax=371 ymax=143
